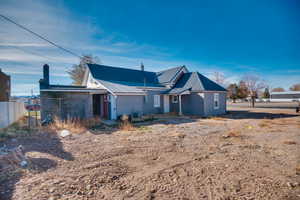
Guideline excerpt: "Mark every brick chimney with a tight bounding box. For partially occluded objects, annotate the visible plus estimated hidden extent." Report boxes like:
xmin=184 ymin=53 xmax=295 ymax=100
xmin=43 ymin=64 xmax=49 ymax=85
xmin=39 ymin=64 xmax=50 ymax=89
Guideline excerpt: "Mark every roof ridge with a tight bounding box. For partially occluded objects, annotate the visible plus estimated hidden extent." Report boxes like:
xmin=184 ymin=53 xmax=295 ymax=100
xmin=156 ymin=66 xmax=182 ymax=73
xmin=87 ymin=63 xmax=155 ymax=74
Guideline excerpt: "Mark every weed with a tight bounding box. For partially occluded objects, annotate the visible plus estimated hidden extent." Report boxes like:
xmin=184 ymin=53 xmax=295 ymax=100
xmin=209 ymin=116 xmax=225 ymax=121
xmin=222 ymin=129 xmax=242 ymax=138
xmin=296 ymin=164 xmax=300 ymax=175
xmin=119 ymin=121 xmax=136 ymax=131
xmin=283 ymin=140 xmax=297 ymax=145
xmin=170 ymin=132 xmax=186 ymax=139
xmin=46 ymin=117 xmax=87 ymax=134
xmin=137 ymin=126 xmax=151 ymax=131
xmin=258 ymin=120 xmax=272 ymax=128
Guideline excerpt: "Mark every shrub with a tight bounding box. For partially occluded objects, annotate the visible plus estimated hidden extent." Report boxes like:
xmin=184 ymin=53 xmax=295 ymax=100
xmin=46 ymin=117 xmax=87 ymax=134
xmin=119 ymin=121 xmax=135 ymax=131
xmin=283 ymin=140 xmax=297 ymax=145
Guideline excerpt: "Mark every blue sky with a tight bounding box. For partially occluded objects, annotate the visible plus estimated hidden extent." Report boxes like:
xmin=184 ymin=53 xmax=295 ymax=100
xmin=0 ymin=0 xmax=299 ymax=95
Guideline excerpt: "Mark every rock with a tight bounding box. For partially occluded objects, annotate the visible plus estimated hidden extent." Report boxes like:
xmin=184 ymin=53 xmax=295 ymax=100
xmin=49 ymin=187 xmax=55 ymax=193
xmin=86 ymin=184 xmax=92 ymax=190
xmin=88 ymin=190 xmax=94 ymax=195
xmin=20 ymin=160 xmax=28 ymax=168
xmin=59 ymin=130 xmax=71 ymax=137
xmin=287 ymin=182 xmax=299 ymax=188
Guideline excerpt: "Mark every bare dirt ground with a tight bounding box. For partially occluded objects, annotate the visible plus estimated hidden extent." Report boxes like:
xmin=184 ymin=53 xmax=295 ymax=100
xmin=1 ymin=105 xmax=300 ymax=200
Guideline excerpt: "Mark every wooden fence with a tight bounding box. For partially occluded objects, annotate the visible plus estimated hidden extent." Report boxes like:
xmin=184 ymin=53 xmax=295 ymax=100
xmin=0 ymin=101 xmax=26 ymax=128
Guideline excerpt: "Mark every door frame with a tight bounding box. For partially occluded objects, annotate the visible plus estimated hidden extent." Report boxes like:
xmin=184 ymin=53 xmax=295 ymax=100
xmin=163 ymin=95 xmax=170 ymax=113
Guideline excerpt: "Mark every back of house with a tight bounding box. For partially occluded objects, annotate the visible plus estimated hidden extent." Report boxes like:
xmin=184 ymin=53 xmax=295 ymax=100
xmin=39 ymin=64 xmax=227 ymax=120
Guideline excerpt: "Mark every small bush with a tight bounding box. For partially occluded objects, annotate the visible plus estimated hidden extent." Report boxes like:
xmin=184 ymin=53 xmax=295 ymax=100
xmin=296 ymin=164 xmax=300 ymax=175
xmin=228 ymin=130 xmax=241 ymax=137
xmin=119 ymin=121 xmax=135 ymax=131
xmin=46 ymin=117 xmax=87 ymax=134
xmin=283 ymin=140 xmax=297 ymax=145
xmin=223 ymin=129 xmax=241 ymax=138
xmin=170 ymin=132 xmax=186 ymax=138
xmin=209 ymin=116 xmax=225 ymax=121
xmin=258 ymin=120 xmax=272 ymax=128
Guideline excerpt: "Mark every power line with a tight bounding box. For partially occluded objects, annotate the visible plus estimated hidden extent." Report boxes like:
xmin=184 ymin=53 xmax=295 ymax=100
xmin=0 ymin=14 xmax=82 ymax=59
xmin=7 ymin=45 xmax=59 ymax=63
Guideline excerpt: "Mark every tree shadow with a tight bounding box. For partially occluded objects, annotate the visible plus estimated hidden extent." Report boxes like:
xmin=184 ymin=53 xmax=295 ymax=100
xmin=0 ymin=132 xmax=73 ymax=200
xmin=221 ymin=110 xmax=299 ymax=120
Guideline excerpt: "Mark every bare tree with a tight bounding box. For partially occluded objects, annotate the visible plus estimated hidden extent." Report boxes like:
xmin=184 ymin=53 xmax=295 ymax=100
xmin=242 ymin=74 xmax=266 ymax=107
xmin=212 ymin=71 xmax=227 ymax=86
xmin=67 ymin=55 xmax=101 ymax=85
xmin=271 ymin=87 xmax=285 ymax=92
xmin=227 ymin=83 xmax=238 ymax=103
xmin=289 ymin=83 xmax=300 ymax=91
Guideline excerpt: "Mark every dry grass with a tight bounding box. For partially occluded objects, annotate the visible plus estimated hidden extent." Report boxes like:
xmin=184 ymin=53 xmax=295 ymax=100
xmin=227 ymin=130 xmax=242 ymax=137
xmin=46 ymin=117 xmax=87 ymax=134
xmin=119 ymin=121 xmax=136 ymax=131
xmin=296 ymin=164 xmax=300 ymax=175
xmin=209 ymin=116 xmax=226 ymax=121
xmin=283 ymin=140 xmax=297 ymax=145
xmin=0 ymin=117 xmax=37 ymax=141
xmin=170 ymin=132 xmax=186 ymax=138
xmin=258 ymin=119 xmax=273 ymax=128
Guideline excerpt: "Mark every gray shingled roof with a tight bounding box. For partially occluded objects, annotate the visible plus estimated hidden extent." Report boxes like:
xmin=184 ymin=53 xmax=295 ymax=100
xmin=87 ymin=64 xmax=162 ymax=87
xmin=87 ymin=64 xmax=226 ymax=94
xmin=97 ymin=80 xmax=145 ymax=94
xmin=87 ymin=64 xmax=181 ymax=94
xmin=156 ymin=66 xmax=183 ymax=84
xmin=167 ymin=72 xmax=227 ymax=94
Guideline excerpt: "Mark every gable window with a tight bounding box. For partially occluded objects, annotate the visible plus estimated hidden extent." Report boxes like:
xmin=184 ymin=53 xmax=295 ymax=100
xmin=172 ymin=95 xmax=178 ymax=103
xmin=214 ymin=93 xmax=219 ymax=109
xmin=154 ymin=95 xmax=160 ymax=107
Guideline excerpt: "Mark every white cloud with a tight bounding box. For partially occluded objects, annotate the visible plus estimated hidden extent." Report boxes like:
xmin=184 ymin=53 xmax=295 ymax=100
xmin=0 ymin=0 xmax=297 ymax=95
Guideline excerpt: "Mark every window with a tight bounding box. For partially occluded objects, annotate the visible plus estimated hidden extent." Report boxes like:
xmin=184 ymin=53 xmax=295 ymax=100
xmin=214 ymin=93 xmax=219 ymax=109
xmin=154 ymin=95 xmax=160 ymax=107
xmin=172 ymin=95 xmax=178 ymax=103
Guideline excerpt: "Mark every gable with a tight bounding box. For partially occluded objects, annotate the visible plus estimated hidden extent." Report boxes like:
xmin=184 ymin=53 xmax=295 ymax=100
xmin=156 ymin=66 xmax=188 ymax=85
xmin=167 ymin=72 xmax=226 ymax=94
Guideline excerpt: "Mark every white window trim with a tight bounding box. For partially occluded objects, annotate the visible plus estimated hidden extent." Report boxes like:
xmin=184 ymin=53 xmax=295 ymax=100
xmin=154 ymin=95 xmax=160 ymax=108
xmin=172 ymin=95 xmax=178 ymax=103
xmin=214 ymin=93 xmax=219 ymax=109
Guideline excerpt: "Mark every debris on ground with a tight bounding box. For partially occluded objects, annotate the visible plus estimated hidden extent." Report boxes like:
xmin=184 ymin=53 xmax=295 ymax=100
xmin=59 ymin=130 xmax=71 ymax=138
xmin=0 ymin=107 xmax=299 ymax=200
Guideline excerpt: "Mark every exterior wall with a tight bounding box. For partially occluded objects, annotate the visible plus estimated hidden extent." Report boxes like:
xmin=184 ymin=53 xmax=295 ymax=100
xmin=115 ymin=91 xmax=164 ymax=117
xmin=40 ymin=92 xmax=93 ymax=120
xmin=203 ymin=92 xmax=227 ymax=116
xmin=181 ymin=93 xmax=204 ymax=115
xmin=0 ymin=70 xmax=11 ymax=102
xmin=0 ymin=101 xmax=26 ymax=128
xmin=142 ymin=91 xmax=163 ymax=114
xmin=116 ymin=95 xmax=144 ymax=116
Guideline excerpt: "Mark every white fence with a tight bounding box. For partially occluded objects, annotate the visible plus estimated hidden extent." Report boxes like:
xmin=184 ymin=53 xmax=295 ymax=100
xmin=0 ymin=101 xmax=26 ymax=128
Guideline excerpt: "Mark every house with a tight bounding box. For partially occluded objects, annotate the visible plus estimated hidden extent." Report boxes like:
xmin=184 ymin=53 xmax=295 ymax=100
xmin=39 ymin=64 xmax=227 ymax=120
xmin=0 ymin=69 xmax=11 ymax=102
